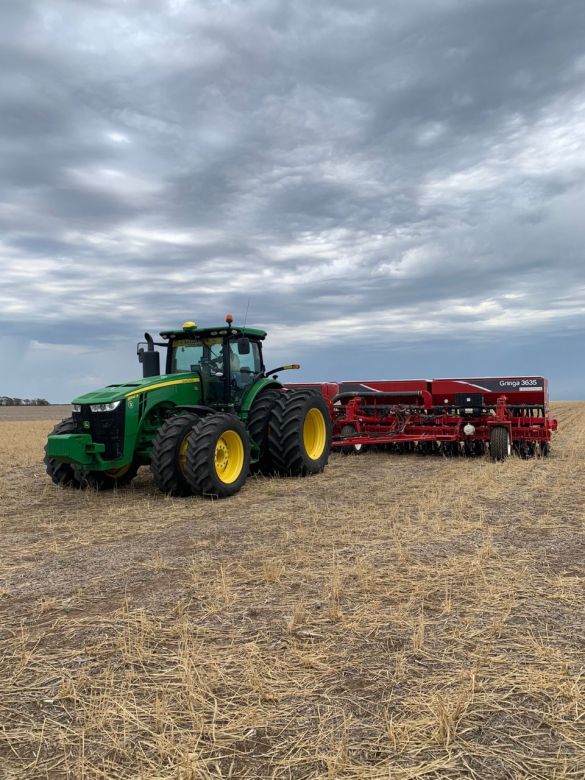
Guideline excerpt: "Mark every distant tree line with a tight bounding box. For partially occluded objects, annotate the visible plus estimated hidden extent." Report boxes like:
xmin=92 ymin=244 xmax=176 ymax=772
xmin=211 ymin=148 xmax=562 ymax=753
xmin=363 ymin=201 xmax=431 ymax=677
xmin=0 ymin=397 xmax=50 ymax=406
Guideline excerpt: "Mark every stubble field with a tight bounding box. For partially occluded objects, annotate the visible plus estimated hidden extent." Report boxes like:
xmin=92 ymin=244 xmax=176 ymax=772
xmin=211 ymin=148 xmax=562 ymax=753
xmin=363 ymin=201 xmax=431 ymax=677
xmin=0 ymin=403 xmax=584 ymax=779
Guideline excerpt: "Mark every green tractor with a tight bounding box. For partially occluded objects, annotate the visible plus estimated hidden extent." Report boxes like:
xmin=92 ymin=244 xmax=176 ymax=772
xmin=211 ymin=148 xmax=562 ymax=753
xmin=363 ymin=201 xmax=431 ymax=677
xmin=45 ymin=315 xmax=332 ymax=498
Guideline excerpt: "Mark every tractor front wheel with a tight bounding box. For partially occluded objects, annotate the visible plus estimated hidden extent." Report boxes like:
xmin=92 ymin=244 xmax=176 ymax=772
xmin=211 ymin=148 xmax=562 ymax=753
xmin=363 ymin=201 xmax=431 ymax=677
xmin=76 ymin=461 xmax=140 ymax=490
xmin=185 ymin=413 xmax=250 ymax=498
xmin=151 ymin=412 xmax=200 ymax=496
xmin=45 ymin=418 xmax=82 ymax=488
xmin=267 ymin=391 xmax=332 ymax=476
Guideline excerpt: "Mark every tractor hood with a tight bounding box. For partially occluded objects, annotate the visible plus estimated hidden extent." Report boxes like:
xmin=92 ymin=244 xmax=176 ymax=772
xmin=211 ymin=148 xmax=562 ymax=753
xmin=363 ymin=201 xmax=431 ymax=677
xmin=72 ymin=373 xmax=197 ymax=405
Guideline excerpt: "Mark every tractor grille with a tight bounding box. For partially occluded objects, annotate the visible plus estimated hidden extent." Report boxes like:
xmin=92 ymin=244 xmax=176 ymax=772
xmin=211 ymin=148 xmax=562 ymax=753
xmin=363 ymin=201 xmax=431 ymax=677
xmin=73 ymin=402 xmax=126 ymax=460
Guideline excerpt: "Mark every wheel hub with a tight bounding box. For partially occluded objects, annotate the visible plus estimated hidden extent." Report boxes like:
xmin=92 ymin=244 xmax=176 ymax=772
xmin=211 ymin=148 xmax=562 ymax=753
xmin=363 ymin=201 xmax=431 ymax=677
xmin=303 ymin=408 xmax=327 ymax=460
xmin=213 ymin=431 xmax=244 ymax=483
xmin=215 ymin=439 xmax=229 ymax=471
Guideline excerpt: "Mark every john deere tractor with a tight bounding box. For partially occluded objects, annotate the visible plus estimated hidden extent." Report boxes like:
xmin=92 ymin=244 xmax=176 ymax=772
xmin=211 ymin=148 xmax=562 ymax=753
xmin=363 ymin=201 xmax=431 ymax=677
xmin=44 ymin=315 xmax=332 ymax=498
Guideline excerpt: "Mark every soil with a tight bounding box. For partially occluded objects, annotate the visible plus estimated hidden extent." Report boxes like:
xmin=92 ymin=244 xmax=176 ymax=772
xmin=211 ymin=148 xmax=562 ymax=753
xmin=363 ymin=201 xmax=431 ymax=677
xmin=0 ymin=403 xmax=583 ymax=779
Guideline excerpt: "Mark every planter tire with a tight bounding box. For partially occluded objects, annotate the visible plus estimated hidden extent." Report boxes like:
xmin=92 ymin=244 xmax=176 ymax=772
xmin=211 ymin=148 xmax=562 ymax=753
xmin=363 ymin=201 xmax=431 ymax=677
xmin=490 ymin=426 xmax=511 ymax=461
xmin=339 ymin=424 xmax=363 ymax=455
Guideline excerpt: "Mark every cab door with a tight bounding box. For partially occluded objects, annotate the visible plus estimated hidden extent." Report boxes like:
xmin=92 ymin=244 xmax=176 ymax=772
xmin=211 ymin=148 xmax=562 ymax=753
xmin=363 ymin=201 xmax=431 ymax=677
xmin=228 ymin=339 xmax=263 ymax=404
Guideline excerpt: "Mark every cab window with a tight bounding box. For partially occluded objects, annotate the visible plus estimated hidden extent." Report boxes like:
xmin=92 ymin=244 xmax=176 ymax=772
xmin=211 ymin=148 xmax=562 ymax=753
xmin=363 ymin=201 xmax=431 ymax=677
xmin=229 ymin=340 xmax=262 ymax=390
xmin=171 ymin=338 xmax=224 ymax=374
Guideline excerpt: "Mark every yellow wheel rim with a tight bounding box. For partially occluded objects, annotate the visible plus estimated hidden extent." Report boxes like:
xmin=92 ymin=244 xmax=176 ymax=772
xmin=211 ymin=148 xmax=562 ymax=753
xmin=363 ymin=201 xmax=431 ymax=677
xmin=105 ymin=463 xmax=132 ymax=478
xmin=303 ymin=407 xmax=327 ymax=460
xmin=214 ymin=430 xmax=245 ymax=484
xmin=178 ymin=435 xmax=189 ymax=477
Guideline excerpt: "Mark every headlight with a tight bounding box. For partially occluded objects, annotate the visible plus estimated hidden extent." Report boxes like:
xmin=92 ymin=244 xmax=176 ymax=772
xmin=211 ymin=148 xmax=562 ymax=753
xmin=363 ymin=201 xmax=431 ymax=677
xmin=72 ymin=404 xmax=82 ymax=413
xmin=89 ymin=401 xmax=122 ymax=413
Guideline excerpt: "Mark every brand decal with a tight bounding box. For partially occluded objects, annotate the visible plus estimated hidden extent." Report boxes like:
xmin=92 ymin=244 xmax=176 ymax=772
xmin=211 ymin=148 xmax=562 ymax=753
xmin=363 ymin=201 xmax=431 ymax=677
xmin=498 ymin=379 xmax=541 ymax=389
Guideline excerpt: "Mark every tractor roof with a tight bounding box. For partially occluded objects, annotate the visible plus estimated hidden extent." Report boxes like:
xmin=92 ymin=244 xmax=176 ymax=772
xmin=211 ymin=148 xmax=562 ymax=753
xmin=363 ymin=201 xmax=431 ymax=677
xmin=160 ymin=322 xmax=267 ymax=340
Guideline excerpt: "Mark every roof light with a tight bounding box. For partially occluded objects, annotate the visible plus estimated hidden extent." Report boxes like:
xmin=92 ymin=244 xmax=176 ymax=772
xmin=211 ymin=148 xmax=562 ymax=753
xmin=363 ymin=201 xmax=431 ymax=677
xmin=182 ymin=321 xmax=197 ymax=330
xmin=225 ymin=313 xmax=233 ymax=325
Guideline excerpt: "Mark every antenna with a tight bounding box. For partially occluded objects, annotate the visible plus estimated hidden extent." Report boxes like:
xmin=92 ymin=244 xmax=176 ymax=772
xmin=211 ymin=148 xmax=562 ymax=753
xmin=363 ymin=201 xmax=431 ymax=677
xmin=243 ymin=297 xmax=250 ymax=329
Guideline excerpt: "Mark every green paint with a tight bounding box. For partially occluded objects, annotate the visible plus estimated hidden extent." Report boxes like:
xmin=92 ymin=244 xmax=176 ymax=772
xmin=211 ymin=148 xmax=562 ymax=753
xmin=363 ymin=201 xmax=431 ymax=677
xmin=46 ymin=321 xmax=297 ymax=476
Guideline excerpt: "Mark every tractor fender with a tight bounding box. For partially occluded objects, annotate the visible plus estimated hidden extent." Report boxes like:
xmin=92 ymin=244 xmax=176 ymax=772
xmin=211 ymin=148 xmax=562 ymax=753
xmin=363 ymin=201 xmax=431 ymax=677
xmin=171 ymin=404 xmax=216 ymax=416
xmin=240 ymin=378 xmax=283 ymax=414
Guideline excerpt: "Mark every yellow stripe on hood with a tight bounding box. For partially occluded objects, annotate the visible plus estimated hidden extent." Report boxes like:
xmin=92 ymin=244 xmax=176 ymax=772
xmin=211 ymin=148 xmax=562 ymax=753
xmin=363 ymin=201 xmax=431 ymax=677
xmin=126 ymin=377 xmax=200 ymax=398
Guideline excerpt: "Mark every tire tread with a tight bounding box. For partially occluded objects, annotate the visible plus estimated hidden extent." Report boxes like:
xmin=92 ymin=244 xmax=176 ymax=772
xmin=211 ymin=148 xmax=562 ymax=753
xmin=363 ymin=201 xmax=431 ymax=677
xmin=267 ymin=391 xmax=331 ymax=476
xmin=490 ymin=426 xmax=510 ymax=461
xmin=185 ymin=413 xmax=249 ymax=498
xmin=151 ymin=412 xmax=200 ymax=495
xmin=45 ymin=418 xmax=81 ymax=487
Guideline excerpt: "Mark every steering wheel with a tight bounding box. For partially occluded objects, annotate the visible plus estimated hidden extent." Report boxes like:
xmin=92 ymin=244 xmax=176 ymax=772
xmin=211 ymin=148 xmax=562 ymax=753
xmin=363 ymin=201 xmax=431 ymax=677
xmin=200 ymin=354 xmax=223 ymax=375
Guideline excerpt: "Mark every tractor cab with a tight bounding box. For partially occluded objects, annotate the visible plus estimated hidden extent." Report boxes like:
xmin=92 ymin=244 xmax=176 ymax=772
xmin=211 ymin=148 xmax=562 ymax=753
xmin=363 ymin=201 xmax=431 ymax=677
xmin=167 ymin=328 xmax=264 ymax=406
xmin=138 ymin=315 xmax=268 ymax=408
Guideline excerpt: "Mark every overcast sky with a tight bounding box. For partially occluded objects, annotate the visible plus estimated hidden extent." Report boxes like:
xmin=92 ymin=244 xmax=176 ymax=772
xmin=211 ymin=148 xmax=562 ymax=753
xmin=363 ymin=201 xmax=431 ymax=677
xmin=1 ymin=0 xmax=584 ymax=401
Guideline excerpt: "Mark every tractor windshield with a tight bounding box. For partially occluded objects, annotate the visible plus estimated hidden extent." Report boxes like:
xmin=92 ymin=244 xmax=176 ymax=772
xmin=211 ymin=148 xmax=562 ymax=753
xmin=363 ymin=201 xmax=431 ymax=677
xmin=171 ymin=337 xmax=225 ymax=403
xmin=171 ymin=338 xmax=224 ymax=374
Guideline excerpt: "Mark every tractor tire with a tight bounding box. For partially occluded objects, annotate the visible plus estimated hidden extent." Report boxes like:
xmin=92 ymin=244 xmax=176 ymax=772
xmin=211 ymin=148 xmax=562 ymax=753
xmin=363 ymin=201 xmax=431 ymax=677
xmin=247 ymin=389 xmax=282 ymax=472
xmin=151 ymin=412 xmax=200 ymax=496
xmin=490 ymin=426 xmax=511 ymax=461
xmin=185 ymin=413 xmax=250 ymax=498
xmin=76 ymin=461 xmax=140 ymax=490
xmin=339 ymin=424 xmax=363 ymax=455
xmin=44 ymin=417 xmax=82 ymax=488
xmin=267 ymin=391 xmax=332 ymax=476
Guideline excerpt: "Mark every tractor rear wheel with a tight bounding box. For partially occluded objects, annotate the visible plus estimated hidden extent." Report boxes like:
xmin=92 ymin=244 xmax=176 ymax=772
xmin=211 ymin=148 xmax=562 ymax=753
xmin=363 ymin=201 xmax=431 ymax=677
xmin=45 ymin=418 xmax=82 ymax=488
xmin=247 ymin=389 xmax=281 ymax=472
xmin=267 ymin=391 xmax=332 ymax=476
xmin=490 ymin=426 xmax=511 ymax=461
xmin=151 ymin=412 xmax=200 ymax=496
xmin=185 ymin=413 xmax=250 ymax=498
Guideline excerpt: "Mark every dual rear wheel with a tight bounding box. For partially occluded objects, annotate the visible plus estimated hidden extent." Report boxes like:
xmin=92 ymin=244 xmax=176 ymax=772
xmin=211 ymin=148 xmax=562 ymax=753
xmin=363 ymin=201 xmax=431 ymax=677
xmin=151 ymin=390 xmax=332 ymax=498
xmin=151 ymin=411 xmax=250 ymax=499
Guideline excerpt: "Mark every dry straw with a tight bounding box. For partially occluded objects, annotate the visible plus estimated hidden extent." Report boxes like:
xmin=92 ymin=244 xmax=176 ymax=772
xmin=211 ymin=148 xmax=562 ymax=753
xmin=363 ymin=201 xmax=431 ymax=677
xmin=0 ymin=403 xmax=584 ymax=778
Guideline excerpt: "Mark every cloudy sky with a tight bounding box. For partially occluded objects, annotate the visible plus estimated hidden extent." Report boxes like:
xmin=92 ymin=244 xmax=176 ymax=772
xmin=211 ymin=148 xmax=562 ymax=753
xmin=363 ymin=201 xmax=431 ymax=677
xmin=1 ymin=0 xmax=584 ymax=401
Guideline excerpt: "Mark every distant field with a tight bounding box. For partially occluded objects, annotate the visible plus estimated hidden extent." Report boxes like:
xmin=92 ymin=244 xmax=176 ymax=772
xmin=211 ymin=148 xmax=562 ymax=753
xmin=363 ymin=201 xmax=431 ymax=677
xmin=0 ymin=404 xmax=70 ymax=421
xmin=0 ymin=402 xmax=584 ymax=779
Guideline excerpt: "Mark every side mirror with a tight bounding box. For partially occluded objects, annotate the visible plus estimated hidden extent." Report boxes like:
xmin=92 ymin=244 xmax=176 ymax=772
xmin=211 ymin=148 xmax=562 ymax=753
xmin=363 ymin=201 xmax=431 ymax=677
xmin=237 ymin=337 xmax=250 ymax=355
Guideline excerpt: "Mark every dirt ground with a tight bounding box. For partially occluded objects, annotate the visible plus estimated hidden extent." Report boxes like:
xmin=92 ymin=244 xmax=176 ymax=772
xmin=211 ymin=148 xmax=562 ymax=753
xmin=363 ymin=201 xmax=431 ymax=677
xmin=0 ymin=403 xmax=584 ymax=779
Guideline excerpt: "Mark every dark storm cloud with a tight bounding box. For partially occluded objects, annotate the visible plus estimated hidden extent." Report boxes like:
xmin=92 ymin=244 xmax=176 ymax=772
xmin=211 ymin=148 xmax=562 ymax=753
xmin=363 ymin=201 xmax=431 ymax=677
xmin=1 ymin=0 xmax=584 ymax=398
